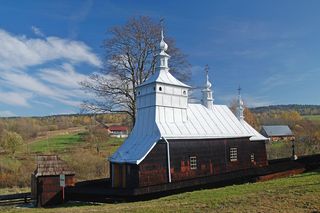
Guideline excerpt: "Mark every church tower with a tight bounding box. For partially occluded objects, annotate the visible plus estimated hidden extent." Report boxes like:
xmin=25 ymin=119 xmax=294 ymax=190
xmin=135 ymin=23 xmax=190 ymax=124
xmin=201 ymin=65 xmax=214 ymax=109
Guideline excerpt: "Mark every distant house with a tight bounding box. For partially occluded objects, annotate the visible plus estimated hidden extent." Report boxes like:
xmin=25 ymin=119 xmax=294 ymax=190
xmin=107 ymin=125 xmax=129 ymax=138
xmin=260 ymin=125 xmax=294 ymax=142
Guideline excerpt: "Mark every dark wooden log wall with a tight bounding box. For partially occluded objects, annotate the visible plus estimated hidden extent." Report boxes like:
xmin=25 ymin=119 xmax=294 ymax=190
xmin=35 ymin=175 xmax=75 ymax=206
xmin=138 ymin=138 xmax=268 ymax=187
xmin=138 ymin=143 xmax=168 ymax=187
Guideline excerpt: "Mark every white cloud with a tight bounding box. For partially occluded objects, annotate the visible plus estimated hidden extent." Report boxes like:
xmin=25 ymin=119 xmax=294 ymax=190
xmin=0 ymin=110 xmax=17 ymax=117
xmin=38 ymin=63 xmax=88 ymax=88
xmin=0 ymin=71 xmax=88 ymax=107
xmin=0 ymin=91 xmax=31 ymax=107
xmin=1 ymin=72 xmax=60 ymax=97
xmin=52 ymin=98 xmax=82 ymax=107
xmin=0 ymin=28 xmax=101 ymax=111
xmin=0 ymin=29 xmax=101 ymax=70
xmin=32 ymin=100 xmax=54 ymax=108
xmin=31 ymin=26 xmax=45 ymax=37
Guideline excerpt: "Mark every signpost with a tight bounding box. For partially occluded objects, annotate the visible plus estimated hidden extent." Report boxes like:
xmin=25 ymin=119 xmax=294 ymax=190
xmin=59 ymin=174 xmax=65 ymax=202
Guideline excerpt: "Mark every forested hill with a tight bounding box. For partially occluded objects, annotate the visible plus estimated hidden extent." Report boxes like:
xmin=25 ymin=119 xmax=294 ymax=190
xmin=250 ymin=104 xmax=320 ymax=115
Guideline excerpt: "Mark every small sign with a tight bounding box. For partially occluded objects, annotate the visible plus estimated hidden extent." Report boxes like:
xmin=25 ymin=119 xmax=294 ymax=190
xmin=59 ymin=174 xmax=65 ymax=187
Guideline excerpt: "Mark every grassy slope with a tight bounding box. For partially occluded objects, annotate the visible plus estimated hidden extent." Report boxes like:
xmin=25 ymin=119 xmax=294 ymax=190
xmin=1 ymin=169 xmax=319 ymax=213
xmin=28 ymin=134 xmax=83 ymax=153
xmin=0 ymin=130 xmax=124 ymax=188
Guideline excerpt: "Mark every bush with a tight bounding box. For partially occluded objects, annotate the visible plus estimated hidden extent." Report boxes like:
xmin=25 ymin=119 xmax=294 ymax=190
xmin=84 ymin=126 xmax=108 ymax=143
xmin=63 ymin=149 xmax=109 ymax=180
xmin=0 ymin=130 xmax=23 ymax=155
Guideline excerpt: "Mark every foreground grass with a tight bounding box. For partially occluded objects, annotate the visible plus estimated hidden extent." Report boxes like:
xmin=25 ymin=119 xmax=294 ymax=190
xmin=0 ymin=187 xmax=29 ymax=195
xmin=1 ymin=169 xmax=320 ymax=213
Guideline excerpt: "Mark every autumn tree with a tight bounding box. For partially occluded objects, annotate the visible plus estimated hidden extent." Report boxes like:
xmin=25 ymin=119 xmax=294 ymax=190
xmin=81 ymin=16 xmax=191 ymax=125
xmin=0 ymin=130 xmax=23 ymax=155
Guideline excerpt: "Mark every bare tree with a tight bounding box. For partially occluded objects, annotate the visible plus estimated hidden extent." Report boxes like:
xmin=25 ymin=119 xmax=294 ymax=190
xmin=81 ymin=16 xmax=191 ymax=125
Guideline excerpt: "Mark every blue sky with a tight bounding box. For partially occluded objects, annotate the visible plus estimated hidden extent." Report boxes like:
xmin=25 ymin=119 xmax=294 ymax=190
xmin=0 ymin=0 xmax=319 ymax=117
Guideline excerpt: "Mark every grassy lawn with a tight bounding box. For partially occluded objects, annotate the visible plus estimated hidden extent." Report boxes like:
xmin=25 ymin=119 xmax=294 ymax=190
xmin=28 ymin=133 xmax=83 ymax=154
xmin=266 ymin=141 xmax=292 ymax=160
xmin=1 ymin=169 xmax=319 ymax=213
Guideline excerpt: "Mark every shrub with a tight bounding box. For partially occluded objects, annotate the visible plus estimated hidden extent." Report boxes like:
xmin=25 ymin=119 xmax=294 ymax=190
xmin=0 ymin=130 xmax=23 ymax=155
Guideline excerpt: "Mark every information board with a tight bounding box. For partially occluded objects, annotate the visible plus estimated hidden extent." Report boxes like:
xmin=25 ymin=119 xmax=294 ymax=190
xmin=59 ymin=174 xmax=65 ymax=187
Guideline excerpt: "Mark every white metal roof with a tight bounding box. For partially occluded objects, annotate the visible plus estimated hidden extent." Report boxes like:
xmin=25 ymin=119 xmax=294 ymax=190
xmin=109 ymin=103 xmax=267 ymax=164
xmin=157 ymin=104 xmax=252 ymax=139
xmin=240 ymin=119 xmax=268 ymax=141
xmin=139 ymin=69 xmax=190 ymax=88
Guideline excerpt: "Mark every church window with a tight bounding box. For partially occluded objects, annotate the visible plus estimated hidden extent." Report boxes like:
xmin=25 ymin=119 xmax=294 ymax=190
xmin=230 ymin=148 xmax=238 ymax=162
xmin=159 ymin=86 xmax=162 ymax=91
xmin=190 ymin=156 xmax=197 ymax=170
xmin=183 ymin=90 xmax=187 ymax=95
xmin=250 ymin=153 xmax=255 ymax=162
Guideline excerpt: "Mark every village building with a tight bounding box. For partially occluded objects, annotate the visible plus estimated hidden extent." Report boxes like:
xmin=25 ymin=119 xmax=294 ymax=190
xmin=107 ymin=125 xmax=129 ymax=138
xmin=260 ymin=125 xmax=294 ymax=142
xmin=31 ymin=155 xmax=75 ymax=206
xmin=108 ymin=28 xmax=268 ymax=189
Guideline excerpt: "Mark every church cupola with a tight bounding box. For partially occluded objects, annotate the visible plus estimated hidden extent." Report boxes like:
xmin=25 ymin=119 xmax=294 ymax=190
xmin=156 ymin=28 xmax=170 ymax=71
xmin=136 ymin=21 xmax=190 ymax=112
xmin=237 ymin=86 xmax=244 ymax=120
xmin=201 ymin=65 xmax=214 ymax=109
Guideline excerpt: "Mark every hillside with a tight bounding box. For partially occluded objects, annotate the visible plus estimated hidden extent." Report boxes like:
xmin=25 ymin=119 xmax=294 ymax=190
xmin=251 ymin=104 xmax=320 ymax=115
xmin=1 ymin=169 xmax=319 ymax=213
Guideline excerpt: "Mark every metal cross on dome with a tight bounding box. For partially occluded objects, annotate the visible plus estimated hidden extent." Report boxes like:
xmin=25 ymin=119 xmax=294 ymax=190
xmin=205 ymin=64 xmax=209 ymax=76
xmin=238 ymin=85 xmax=242 ymax=95
xmin=160 ymin=18 xmax=165 ymax=37
xmin=160 ymin=17 xmax=164 ymax=27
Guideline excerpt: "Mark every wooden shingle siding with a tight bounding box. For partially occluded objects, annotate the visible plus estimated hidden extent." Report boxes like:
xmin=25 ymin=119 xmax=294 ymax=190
xmin=32 ymin=155 xmax=75 ymax=206
xmin=138 ymin=143 xmax=168 ymax=187
xmin=136 ymin=138 xmax=268 ymax=187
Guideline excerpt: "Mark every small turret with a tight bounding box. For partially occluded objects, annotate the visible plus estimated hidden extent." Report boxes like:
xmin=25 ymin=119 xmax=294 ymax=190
xmin=237 ymin=86 xmax=244 ymax=120
xmin=156 ymin=24 xmax=170 ymax=72
xmin=201 ymin=65 xmax=214 ymax=109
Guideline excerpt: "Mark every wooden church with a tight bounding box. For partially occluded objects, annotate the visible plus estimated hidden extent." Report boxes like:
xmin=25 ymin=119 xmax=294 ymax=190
xmin=109 ymin=28 xmax=268 ymax=189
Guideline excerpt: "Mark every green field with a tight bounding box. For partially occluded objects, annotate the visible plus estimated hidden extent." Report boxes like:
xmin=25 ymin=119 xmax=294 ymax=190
xmin=28 ymin=133 xmax=84 ymax=153
xmin=303 ymin=114 xmax=320 ymax=122
xmin=1 ymin=169 xmax=319 ymax=213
